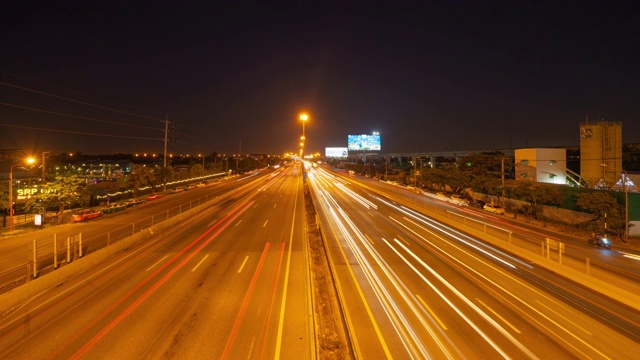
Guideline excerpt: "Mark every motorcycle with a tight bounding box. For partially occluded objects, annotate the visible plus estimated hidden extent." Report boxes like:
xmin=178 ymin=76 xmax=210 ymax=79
xmin=588 ymin=233 xmax=612 ymax=249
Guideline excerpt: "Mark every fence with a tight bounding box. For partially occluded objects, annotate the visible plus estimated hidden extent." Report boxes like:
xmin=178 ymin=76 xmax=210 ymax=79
xmin=357 ymin=179 xmax=640 ymax=296
xmin=0 ymin=180 xmax=247 ymax=294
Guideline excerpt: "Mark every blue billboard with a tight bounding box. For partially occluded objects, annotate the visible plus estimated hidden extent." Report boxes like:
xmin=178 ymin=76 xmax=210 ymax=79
xmin=348 ymin=134 xmax=381 ymax=151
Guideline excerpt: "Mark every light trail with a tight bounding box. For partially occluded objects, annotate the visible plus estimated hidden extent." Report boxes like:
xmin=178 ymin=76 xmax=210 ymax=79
xmin=386 ymin=238 xmax=539 ymax=359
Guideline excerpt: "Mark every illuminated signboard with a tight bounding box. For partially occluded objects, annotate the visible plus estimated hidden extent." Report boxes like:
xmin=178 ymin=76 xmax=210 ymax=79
xmin=347 ymin=134 xmax=381 ymax=151
xmin=325 ymin=147 xmax=348 ymax=157
xmin=16 ymin=186 xmax=56 ymax=201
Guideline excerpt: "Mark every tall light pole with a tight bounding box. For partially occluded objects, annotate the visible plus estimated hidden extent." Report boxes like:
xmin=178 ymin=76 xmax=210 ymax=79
xmin=41 ymin=151 xmax=50 ymax=181
xmin=622 ymin=170 xmax=629 ymax=239
xmin=199 ymin=154 xmax=205 ymax=182
xmin=299 ymin=113 xmax=308 ymax=159
xmin=600 ymin=163 xmax=629 ymax=238
xmin=9 ymin=157 xmax=35 ymax=232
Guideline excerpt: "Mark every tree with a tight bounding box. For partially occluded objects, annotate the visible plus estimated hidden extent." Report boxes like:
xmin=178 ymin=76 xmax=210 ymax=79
xmin=511 ymin=182 xmax=563 ymax=221
xmin=0 ymin=182 xmax=9 ymax=212
xmin=125 ymin=164 xmax=158 ymax=197
xmin=23 ymin=175 xmax=88 ymax=224
xmin=576 ymin=191 xmax=624 ymax=234
xmin=155 ymin=165 xmax=174 ymax=189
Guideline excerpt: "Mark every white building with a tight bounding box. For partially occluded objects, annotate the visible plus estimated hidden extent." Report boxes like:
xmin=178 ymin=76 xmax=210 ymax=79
xmin=515 ymin=148 xmax=567 ymax=185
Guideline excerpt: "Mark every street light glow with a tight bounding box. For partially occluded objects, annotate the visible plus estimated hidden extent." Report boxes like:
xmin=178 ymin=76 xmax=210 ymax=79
xmin=9 ymin=156 xmax=36 ymax=232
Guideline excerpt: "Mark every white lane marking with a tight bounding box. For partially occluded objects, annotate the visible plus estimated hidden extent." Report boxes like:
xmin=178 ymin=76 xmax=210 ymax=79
xmin=238 ymin=255 xmax=249 ymax=273
xmin=263 ymin=220 xmax=269 ymax=227
xmin=235 ymin=220 xmax=242 ymax=227
xmin=146 ymin=255 xmax=168 ymax=272
xmin=191 ymin=254 xmax=209 ymax=272
xmin=274 ymin=204 xmax=277 ymax=208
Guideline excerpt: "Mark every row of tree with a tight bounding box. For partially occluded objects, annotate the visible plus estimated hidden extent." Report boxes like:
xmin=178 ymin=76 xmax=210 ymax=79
xmin=3 ymin=156 xmax=280 ymax=225
xmin=339 ymin=153 xmax=627 ymax=235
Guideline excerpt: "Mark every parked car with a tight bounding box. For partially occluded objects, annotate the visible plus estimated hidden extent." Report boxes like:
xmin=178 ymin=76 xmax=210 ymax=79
xmin=450 ymin=194 xmax=469 ymax=206
xmin=483 ymin=203 xmax=505 ymax=215
xmin=124 ymin=199 xmax=146 ymax=207
xmin=72 ymin=209 xmax=103 ymax=222
xmin=101 ymin=203 xmax=127 ymax=214
xmin=470 ymin=200 xmax=486 ymax=209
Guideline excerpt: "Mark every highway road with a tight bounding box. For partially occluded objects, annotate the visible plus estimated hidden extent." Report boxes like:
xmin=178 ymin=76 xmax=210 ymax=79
xmin=0 ymin=171 xmax=273 ymax=290
xmin=360 ymin=175 xmax=640 ymax=278
xmin=0 ymin=163 xmax=313 ymax=359
xmin=307 ymin=164 xmax=640 ymax=359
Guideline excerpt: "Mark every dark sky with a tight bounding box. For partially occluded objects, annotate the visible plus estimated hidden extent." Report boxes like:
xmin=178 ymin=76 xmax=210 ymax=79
xmin=1 ymin=1 xmax=639 ymax=156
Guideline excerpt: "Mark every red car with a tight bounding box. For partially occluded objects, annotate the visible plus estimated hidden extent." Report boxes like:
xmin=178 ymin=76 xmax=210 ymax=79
xmin=72 ymin=209 xmax=103 ymax=222
xmin=146 ymin=193 xmax=164 ymax=201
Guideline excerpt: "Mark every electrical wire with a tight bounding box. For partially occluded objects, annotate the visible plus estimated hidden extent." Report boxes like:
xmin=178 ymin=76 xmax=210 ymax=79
xmin=0 ymin=122 xmax=162 ymax=141
xmin=0 ymin=81 xmax=163 ymax=122
xmin=0 ymin=102 xmax=162 ymax=131
xmin=0 ymin=70 xmax=166 ymax=118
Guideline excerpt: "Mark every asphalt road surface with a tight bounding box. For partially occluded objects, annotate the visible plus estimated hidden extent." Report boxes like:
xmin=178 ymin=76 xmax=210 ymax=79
xmin=307 ymin=165 xmax=640 ymax=359
xmin=0 ymin=164 xmax=312 ymax=359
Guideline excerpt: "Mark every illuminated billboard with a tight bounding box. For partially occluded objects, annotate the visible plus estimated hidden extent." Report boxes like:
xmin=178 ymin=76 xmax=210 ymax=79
xmin=325 ymin=147 xmax=348 ymax=157
xmin=347 ymin=134 xmax=381 ymax=151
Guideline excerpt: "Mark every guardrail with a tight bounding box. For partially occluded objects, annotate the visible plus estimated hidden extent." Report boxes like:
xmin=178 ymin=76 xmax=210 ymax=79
xmin=345 ymin=176 xmax=640 ymax=296
xmin=0 ymin=180 xmax=248 ymax=295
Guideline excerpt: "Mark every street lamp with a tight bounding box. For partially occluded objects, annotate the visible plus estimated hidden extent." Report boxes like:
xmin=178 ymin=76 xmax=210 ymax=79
xmin=599 ymin=163 xmax=629 ymax=238
xmin=299 ymin=113 xmax=308 ymax=158
xmin=199 ymin=154 xmax=205 ymax=182
xmin=9 ymin=157 xmax=35 ymax=232
xmin=622 ymin=170 xmax=629 ymax=239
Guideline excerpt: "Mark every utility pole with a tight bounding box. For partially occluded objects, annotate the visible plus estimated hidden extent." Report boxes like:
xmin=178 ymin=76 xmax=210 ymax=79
xmin=623 ymin=171 xmax=629 ymax=239
xmin=501 ymin=156 xmax=506 ymax=208
xmin=163 ymin=115 xmax=169 ymax=192
xmin=41 ymin=151 xmax=50 ymax=182
xmin=236 ymin=140 xmax=241 ymax=174
xmin=385 ymin=156 xmax=388 ymax=181
xmin=413 ymin=155 xmax=418 ymax=187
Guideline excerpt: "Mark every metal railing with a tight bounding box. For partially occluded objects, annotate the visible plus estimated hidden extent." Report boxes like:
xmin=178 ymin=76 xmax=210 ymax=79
xmin=0 ymin=180 xmax=248 ymax=294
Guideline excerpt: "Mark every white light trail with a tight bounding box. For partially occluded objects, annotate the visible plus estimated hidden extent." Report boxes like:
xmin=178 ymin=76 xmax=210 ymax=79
xmin=387 ymin=238 xmax=540 ymax=359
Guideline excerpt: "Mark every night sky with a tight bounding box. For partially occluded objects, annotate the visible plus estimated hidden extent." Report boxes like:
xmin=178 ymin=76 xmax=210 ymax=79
xmin=2 ymin=1 xmax=639 ymax=156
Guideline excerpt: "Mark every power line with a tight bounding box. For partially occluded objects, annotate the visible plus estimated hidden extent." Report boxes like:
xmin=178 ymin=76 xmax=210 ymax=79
xmin=0 ymin=122 xmax=162 ymax=141
xmin=0 ymin=80 xmax=163 ymax=122
xmin=0 ymin=102 xmax=162 ymax=131
xmin=0 ymin=70 xmax=166 ymax=118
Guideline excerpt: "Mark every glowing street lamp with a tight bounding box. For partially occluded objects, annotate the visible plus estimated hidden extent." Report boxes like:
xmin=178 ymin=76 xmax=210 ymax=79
xmin=9 ymin=156 xmax=35 ymax=232
xmin=299 ymin=113 xmax=309 ymax=158
xmin=599 ymin=163 xmax=629 ymax=238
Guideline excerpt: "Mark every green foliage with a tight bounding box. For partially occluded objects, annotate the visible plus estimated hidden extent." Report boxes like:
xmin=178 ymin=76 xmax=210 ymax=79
xmin=23 ymin=175 xmax=88 ymax=223
xmin=511 ymin=182 xmax=563 ymax=220
xmin=576 ymin=191 xmax=621 ymax=218
xmin=125 ymin=164 xmax=158 ymax=196
xmin=0 ymin=182 xmax=8 ymax=211
xmin=576 ymin=190 xmax=624 ymax=233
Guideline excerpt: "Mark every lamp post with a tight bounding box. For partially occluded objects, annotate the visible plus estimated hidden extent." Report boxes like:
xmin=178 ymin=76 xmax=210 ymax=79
xmin=622 ymin=170 xmax=629 ymax=239
xmin=9 ymin=157 xmax=35 ymax=232
xmin=299 ymin=113 xmax=308 ymax=159
xmin=200 ymin=154 xmax=205 ymax=182
xmin=599 ymin=163 xmax=629 ymax=238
